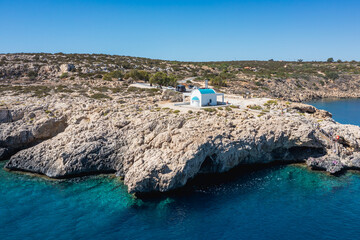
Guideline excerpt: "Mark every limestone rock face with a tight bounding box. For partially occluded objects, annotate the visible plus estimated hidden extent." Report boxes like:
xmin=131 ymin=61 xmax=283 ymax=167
xmin=0 ymin=109 xmax=10 ymax=123
xmin=290 ymin=103 xmax=316 ymax=113
xmin=0 ymin=109 xmax=24 ymax=123
xmin=2 ymin=94 xmax=360 ymax=194
xmin=59 ymin=64 xmax=75 ymax=73
xmin=307 ymin=155 xmax=344 ymax=174
xmin=314 ymin=109 xmax=332 ymax=119
xmin=0 ymin=105 xmax=67 ymax=160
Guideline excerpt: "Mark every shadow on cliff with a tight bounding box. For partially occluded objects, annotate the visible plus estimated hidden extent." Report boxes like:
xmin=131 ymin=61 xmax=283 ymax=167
xmin=135 ymin=145 xmax=326 ymax=201
xmin=0 ymin=118 xmax=68 ymax=161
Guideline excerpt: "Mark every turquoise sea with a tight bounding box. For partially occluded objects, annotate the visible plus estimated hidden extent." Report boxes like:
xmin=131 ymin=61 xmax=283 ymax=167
xmin=1 ymin=98 xmax=360 ymax=240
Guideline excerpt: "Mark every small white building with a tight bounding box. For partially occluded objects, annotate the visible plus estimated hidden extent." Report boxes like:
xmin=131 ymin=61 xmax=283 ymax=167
xmin=190 ymin=88 xmax=224 ymax=107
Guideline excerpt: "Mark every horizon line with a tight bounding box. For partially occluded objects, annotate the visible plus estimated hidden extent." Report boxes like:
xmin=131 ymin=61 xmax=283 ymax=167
xmin=0 ymin=51 xmax=357 ymax=63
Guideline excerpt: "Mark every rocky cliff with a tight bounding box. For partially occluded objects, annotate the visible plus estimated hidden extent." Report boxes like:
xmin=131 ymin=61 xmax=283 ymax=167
xmin=2 ymin=87 xmax=360 ymax=194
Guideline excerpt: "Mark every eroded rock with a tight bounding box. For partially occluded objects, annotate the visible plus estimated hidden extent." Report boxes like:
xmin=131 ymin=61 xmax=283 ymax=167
xmin=1 ymin=93 xmax=360 ymax=194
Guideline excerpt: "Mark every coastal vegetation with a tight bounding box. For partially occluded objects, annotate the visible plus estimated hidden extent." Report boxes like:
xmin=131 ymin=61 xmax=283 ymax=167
xmin=149 ymin=72 xmax=177 ymax=87
xmin=1 ymin=53 xmax=360 ymax=102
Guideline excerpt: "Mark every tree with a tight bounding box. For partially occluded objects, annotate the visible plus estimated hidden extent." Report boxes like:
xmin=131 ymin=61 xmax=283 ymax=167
xmin=325 ymin=72 xmax=339 ymax=80
xmin=124 ymin=69 xmax=150 ymax=82
xmin=297 ymin=59 xmax=303 ymax=62
xmin=103 ymin=70 xmax=123 ymax=81
xmin=210 ymin=76 xmax=227 ymax=87
xmin=150 ymin=72 xmax=177 ymax=87
xmin=327 ymin=57 xmax=334 ymax=63
xmin=337 ymin=59 xmax=342 ymax=63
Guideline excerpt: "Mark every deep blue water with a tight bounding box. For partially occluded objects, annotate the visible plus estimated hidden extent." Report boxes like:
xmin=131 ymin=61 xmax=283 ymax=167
xmin=306 ymin=98 xmax=360 ymax=126
xmin=1 ymin=98 xmax=360 ymax=240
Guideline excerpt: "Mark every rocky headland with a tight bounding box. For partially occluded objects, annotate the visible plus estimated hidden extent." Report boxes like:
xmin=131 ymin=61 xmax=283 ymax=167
xmin=1 ymin=78 xmax=360 ymax=195
xmin=1 ymin=53 xmax=360 ymax=195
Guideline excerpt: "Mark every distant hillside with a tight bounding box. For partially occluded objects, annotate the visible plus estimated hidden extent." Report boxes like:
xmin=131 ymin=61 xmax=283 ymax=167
xmin=1 ymin=53 xmax=360 ymax=101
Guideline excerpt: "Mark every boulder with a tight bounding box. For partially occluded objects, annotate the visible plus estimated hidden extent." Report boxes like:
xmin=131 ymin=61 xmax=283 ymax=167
xmin=161 ymin=90 xmax=183 ymax=102
xmin=291 ymin=103 xmax=316 ymax=113
xmin=314 ymin=109 xmax=332 ymax=119
xmin=0 ymin=109 xmax=23 ymax=123
xmin=0 ymin=109 xmax=10 ymax=123
xmin=306 ymin=155 xmax=344 ymax=174
xmin=59 ymin=64 xmax=75 ymax=73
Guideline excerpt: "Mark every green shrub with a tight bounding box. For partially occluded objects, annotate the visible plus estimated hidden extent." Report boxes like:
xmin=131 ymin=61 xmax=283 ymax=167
xmin=125 ymin=69 xmax=150 ymax=82
xmin=264 ymin=100 xmax=278 ymax=107
xmin=27 ymin=71 xmax=38 ymax=80
xmin=103 ymin=71 xmax=123 ymax=81
xmin=111 ymin=87 xmax=124 ymax=93
xmin=325 ymin=72 xmax=339 ymax=80
xmin=60 ymin=73 xmax=69 ymax=79
xmin=89 ymin=93 xmax=112 ymax=100
xmin=247 ymin=105 xmax=262 ymax=110
xmin=203 ymin=108 xmax=217 ymax=112
xmin=150 ymin=72 xmax=177 ymax=87
xmin=210 ymin=76 xmax=227 ymax=87
xmin=55 ymin=85 xmax=73 ymax=93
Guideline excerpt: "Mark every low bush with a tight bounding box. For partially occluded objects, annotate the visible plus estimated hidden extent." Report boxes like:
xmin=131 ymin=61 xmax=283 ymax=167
xmin=60 ymin=73 xmax=69 ymax=79
xmin=203 ymin=108 xmax=217 ymax=112
xmin=325 ymin=72 xmax=339 ymax=80
xmin=247 ymin=105 xmax=262 ymax=110
xmin=264 ymin=100 xmax=278 ymax=107
xmin=89 ymin=93 xmax=112 ymax=100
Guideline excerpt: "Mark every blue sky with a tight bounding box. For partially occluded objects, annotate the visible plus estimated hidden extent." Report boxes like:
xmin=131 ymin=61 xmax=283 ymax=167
xmin=0 ymin=0 xmax=359 ymax=61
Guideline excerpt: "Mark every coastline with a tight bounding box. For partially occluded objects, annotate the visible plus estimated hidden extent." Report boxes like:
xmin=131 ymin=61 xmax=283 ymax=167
xmin=1 ymin=53 xmax=360 ymax=194
xmin=2 ymin=90 xmax=360 ymax=194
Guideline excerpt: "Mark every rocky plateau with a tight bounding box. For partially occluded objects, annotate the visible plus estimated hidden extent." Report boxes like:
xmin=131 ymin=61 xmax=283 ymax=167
xmin=1 ymin=85 xmax=360 ymax=195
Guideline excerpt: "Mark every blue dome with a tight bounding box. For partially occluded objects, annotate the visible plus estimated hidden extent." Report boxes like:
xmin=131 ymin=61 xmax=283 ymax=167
xmin=192 ymin=96 xmax=200 ymax=101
